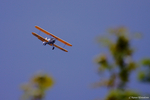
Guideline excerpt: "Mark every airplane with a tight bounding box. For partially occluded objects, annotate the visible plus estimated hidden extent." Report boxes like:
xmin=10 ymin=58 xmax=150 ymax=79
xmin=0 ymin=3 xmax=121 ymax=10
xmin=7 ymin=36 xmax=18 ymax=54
xmin=32 ymin=26 xmax=72 ymax=52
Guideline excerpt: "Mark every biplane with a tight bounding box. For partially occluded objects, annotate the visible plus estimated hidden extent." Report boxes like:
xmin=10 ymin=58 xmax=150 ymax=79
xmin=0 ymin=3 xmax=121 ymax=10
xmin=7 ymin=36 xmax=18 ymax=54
xmin=32 ymin=26 xmax=72 ymax=52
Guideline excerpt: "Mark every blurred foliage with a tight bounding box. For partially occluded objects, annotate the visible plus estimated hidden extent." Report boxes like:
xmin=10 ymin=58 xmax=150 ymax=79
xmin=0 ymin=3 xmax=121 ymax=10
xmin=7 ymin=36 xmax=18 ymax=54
xmin=105 ymin=90 xmax=139 ymax=100
xmin=20 ymin=72 xmax=54 ymax=100
xmin=138 ymin=58 xmax=150 ymax=82
xmin=94 ymin=27 xmax=149 ymax=100
xmin=95 ymin=27 xmax=137 ymax=90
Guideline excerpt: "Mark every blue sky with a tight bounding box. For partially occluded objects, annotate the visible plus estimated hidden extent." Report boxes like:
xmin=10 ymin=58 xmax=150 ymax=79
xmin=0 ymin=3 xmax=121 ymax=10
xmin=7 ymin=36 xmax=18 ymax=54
xmin=0 ymin=0 xmax=150 ymax=100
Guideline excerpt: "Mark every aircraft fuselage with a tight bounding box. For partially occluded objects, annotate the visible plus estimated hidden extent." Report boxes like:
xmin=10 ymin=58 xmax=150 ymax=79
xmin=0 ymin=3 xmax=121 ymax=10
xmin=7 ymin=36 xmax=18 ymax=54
xmin=43 ymin=38 xmax=56 ymax=45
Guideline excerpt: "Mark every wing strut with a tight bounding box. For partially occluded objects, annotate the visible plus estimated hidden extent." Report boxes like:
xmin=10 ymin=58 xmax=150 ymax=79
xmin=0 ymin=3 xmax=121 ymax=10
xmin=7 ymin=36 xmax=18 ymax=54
xmin=63 ymin=44 xmax=66 ymax=48
xmin=38 ymin=30 xmax=41 ymax=35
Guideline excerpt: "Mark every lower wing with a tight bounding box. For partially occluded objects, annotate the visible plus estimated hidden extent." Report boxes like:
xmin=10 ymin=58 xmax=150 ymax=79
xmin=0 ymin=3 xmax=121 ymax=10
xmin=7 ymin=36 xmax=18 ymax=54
xmin=32 ymin=32 xmax=68 ymax=52
xmin=32 ymin=32 xmax=48 ymax=42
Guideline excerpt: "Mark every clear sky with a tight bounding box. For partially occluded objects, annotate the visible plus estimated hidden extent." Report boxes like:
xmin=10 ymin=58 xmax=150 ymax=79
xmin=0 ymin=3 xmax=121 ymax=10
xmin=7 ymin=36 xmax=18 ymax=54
xmin=0 ymin=0 xmax=150 ymax=100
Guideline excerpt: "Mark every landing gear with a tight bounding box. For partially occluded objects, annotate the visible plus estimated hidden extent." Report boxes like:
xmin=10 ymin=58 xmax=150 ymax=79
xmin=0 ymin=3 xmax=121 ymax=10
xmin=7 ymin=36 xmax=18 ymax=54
xmin=52 ymin=47 xmax=55 ymax=50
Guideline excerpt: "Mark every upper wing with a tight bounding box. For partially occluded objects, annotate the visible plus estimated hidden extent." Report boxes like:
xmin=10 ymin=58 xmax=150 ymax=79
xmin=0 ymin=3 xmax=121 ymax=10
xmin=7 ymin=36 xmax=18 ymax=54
xmin=32 ymin=32 xmax=48 ymax=42
xmin=35 ymin=26 xmax=72 ymax=46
